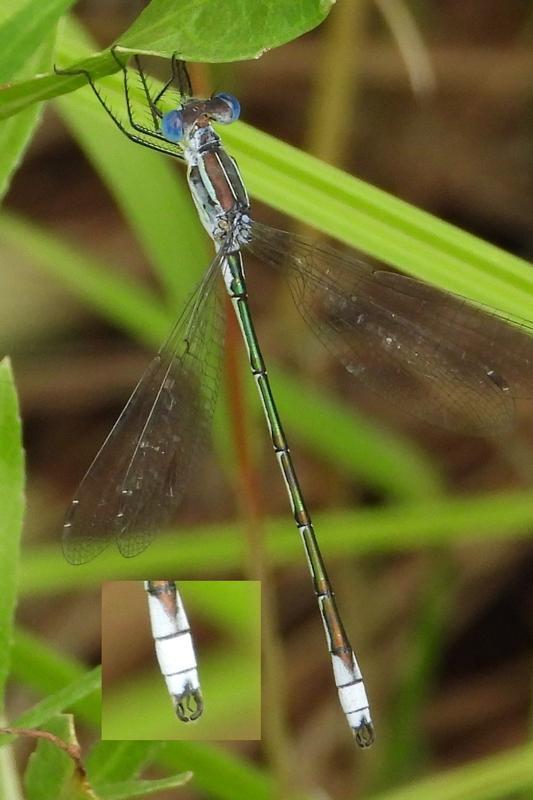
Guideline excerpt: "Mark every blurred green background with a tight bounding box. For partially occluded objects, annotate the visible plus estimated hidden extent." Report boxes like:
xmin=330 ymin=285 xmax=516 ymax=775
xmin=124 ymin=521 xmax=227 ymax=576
xmin=2 ymin=1 xmax=533 ymax=799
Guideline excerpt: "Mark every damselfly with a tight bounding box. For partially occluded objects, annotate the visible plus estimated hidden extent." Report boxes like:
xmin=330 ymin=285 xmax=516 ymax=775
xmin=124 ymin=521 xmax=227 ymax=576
xmin=59 ymin=51 xmax=533 ymax=747
xmin=144 ymin=580 xmax=202 ymax=721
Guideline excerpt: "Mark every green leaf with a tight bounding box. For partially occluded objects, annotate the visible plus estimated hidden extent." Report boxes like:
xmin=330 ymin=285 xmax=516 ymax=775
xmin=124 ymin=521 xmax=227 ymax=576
xmin=0 ymin=0 xmax=76 ymax=82
xmin=23 ymin=715 xmax=91 ymax=800
xmin=0 ymin=359 xmax=24 ymax=713
xmin=119 ymin=0 xmax=333 ymax=61
xmin=97 ymin=774 xmax=191 ymax=800
xmin=0 ymin=668 xmax=101 ymax=748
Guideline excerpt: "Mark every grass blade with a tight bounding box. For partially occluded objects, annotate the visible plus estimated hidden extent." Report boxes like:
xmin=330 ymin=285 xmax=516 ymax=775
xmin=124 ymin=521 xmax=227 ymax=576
xmin=0 ymin=667 xmax=101 ymax=748
xmin=96 ymin=774 xmax=191 ymax=800
xmin=0 ymin=359 xmax=24 ymax=712
xmin=222 ymin=121 xmax=533 ymax=318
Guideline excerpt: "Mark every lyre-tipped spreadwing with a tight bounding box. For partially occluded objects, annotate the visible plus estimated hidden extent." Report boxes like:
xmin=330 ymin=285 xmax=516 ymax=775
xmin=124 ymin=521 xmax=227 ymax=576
xmin=58 ymin=50 xmax=533 ymax=747
xmin=144 ymin=580 xmax=202 ymax=721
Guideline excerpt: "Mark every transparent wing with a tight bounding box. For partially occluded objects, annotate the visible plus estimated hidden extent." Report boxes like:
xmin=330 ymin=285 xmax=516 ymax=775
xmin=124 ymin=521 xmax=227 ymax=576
xmin=247 ymin=222 xmax=533 ymax=433
xmin=62 ymin=252 xmax=224 ymax=564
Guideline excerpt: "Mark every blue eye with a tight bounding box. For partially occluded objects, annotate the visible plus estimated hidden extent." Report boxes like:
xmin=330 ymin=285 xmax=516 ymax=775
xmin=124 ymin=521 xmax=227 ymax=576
xmin=213 ymin=92 xmax=240 ymax=124
xmin=161 ymin=109 xmax=184 ymax=142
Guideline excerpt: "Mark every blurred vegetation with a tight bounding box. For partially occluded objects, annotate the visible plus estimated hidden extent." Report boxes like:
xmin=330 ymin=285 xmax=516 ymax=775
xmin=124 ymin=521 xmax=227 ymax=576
xmin=1 ymin=0 xmax=533 ymax=799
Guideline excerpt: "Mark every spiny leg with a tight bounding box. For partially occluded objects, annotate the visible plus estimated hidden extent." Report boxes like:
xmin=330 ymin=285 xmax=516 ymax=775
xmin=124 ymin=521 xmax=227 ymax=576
xmin=134 ymin=54 xmax=162 ymax=128
xmin=54 ymin=58 xmax=185 ymax=159
xmin=151 ymin=53 xmax=183 ymax=107
xmin=111 ymin=46 xmax=168 ymax=139
xmin=142 ymin=54 xmax=191 ymax=112
xmin=113 ymin=49 xmax=188 ymax=137
xmin=176 ymin=58 xmax=193 ymax=99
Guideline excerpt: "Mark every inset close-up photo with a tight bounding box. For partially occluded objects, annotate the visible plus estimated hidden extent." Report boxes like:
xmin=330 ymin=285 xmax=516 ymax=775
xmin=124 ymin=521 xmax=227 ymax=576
xmin=101 ymin=580 xmax=261 ymax=741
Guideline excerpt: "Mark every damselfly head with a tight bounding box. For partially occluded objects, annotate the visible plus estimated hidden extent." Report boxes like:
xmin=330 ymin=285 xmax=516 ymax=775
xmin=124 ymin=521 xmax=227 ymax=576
xmin=161 ymin=93 xmax=241 ymax=143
